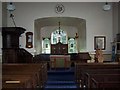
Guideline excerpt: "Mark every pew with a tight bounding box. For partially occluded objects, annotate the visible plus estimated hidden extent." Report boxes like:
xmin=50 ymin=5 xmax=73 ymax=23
xmin=90 ymin=74 xmax=120 ymax=88
xmin=75 ymin=62 xmax=120 ymax=88
xmin=2 ymin=75 xmax=33 ymax=88
xmin=83 ymin=69 xmax=120 ymax=88
xmin=3 ymin=63 xmax=47 ymax=86
xmin=2 ymin=63 xmax=47 ymax=89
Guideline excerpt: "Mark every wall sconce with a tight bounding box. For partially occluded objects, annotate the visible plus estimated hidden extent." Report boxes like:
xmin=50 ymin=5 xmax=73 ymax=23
xmin=75 ymin=33 xmax=79 ymax=39
xmin=7 ymin=2 xmax=16 ymax=27
xmin=26 ymin=32 xmax=33 ymax=48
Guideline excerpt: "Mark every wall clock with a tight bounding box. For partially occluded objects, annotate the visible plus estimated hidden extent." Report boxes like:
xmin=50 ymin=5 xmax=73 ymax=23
xmin=26 ymin=32 xmax=33 ymax=48
xmin=55 ymin=4 xmax=65 ymax=14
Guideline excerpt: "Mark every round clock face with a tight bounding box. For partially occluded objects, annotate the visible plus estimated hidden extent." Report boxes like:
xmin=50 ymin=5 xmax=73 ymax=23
xmin=55 ymin=4 xmax=65 ymax=14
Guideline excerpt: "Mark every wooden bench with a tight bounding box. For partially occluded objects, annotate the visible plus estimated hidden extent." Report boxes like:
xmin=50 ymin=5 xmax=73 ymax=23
xmin=2 ymin=75 xmax=33 ymax=88
xmin=2 ymin=63 xmax=47 ymax=89
xmin=83 ymin=69 xmax=120 ymax=88
xmin=75 ymin=62 xmax=120 ymax=88
xmin=90 ymin=74 xmax=120 ymax=88
xmin=3 ymin=63 xmax=47 ymax=87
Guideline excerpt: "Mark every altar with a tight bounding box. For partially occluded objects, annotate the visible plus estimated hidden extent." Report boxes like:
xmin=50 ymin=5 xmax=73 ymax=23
xmin=50 ymin=55 xmax=71 ymax=69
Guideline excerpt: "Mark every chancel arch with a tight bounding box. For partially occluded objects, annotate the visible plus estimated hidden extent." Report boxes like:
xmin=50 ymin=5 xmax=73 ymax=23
xmin=34 ymin=17 xmax=86 ymax=54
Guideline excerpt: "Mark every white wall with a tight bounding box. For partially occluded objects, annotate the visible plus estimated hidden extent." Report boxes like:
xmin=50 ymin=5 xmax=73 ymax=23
xmin=0 ymin=2 xmax=2 ymax=63
xmin=2 ymin=2 xmax=7 ymax=27
xmin=118 ymin=2 xmax=120 ymax=33
xmin=7 ymin=2 xmax=113 ymax=54
xmin=0 ymin=2 xmax=7 ymax=63
xmin=0 ymin=2 xmax=2 ymax=27
xmin=0 ymin=1 xmax=2 ymax=90
xmin=113 ymin=2 xmax=119 ymax=39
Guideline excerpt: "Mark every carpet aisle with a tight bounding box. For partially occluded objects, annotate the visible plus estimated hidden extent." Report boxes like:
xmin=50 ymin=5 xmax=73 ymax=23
xmin=44 ymin=68 xmax=78 ymax=90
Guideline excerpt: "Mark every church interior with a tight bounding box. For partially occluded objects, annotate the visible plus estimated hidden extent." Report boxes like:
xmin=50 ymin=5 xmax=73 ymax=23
xmin=0 ymin=1 xmax=120 ymax=89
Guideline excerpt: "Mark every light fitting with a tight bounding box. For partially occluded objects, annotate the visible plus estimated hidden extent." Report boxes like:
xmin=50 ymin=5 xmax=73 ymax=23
xmin=7 ymin=2 xmax=16 ymax=27
xmin=58 ymin=21 xmax=61 ymax=34
xmin=103 ymin=2 xmax=111 ymax=11
xmin=7 ymin=2 xmax=15 ymax=11
xmin=75 ymin=33 xmax=79 ymax=39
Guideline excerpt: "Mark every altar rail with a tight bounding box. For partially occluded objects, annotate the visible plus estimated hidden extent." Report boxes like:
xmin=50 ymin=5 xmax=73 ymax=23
xmin=33 ymin=52 xmax=91 ymax=63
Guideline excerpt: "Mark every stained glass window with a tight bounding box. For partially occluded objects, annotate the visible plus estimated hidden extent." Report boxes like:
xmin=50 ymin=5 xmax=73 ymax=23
xmin=51 ymin=29 xmax=67 ymax=44
xmin=68 ymin=38 xmax=77 ymax=53
xmin=42 ymin=38 xmax=50 ymax=53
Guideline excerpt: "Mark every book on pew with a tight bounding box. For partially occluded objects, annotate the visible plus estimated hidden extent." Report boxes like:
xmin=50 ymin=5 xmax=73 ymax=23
xmin=5 ymin=80 xmax=20 ymax=84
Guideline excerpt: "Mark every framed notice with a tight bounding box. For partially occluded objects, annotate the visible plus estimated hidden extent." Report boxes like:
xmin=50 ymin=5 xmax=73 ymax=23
xmin=94 ymin=36 xmax=106 ymax=50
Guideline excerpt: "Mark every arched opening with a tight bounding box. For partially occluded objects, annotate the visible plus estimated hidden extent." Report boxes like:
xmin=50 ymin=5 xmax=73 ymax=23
xmin=34 ymin=17 xmax=86 ymax=54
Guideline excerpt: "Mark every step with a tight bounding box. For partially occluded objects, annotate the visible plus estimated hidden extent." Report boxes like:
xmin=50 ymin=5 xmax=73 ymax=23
xmin=48 ymin=70 xmax=74 ymax=74
xmin=45 ymin=85 xmax=77 ymax=88
xmin=44 ymin=84 xmax=78 ymax=90
xmin=47 ymin=76 xmax=74 ymax=81
xmin=46 ymin=81 xmax=76 ymax=85
xmin=44 ymin=87 xmax=78 ymax=90
xmin=47 ymin=68 xmax=74 ymax=74
xmin=45 ymin=67 xmax=77 ymax=90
